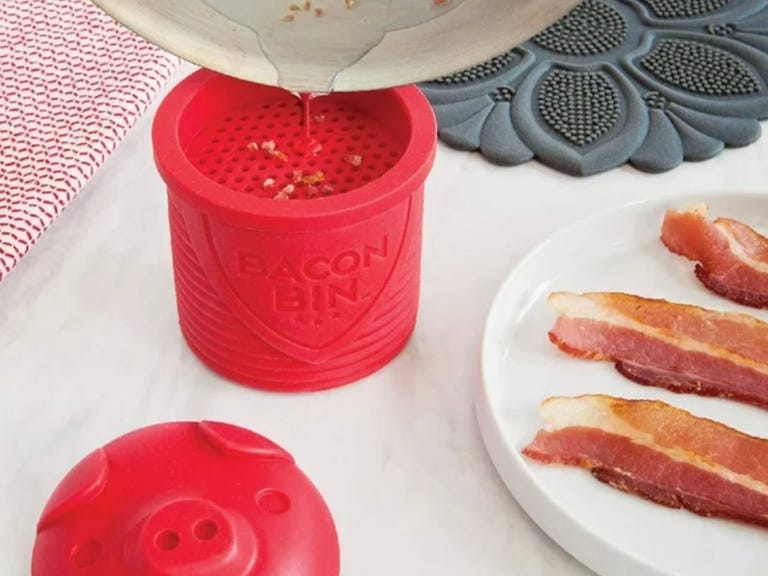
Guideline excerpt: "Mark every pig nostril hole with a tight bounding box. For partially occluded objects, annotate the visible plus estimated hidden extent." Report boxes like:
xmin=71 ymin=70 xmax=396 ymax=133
xmin=155 ymin=530 xmax=180 ymax=551
xmin=194 ymin=519 xmax=219 ymax=541
xmin=71 ymin=540 xmax=102 ymax=567
xmin=257 ymin=490 xmax=291 ymax=514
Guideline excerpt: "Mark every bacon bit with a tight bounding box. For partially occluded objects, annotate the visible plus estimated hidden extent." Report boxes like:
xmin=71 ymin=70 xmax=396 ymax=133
xmin=262 ymin=178 xmax=276 ymax=189
xmin=274 ymin=184 xmax=295 ymax=200
xmin=304 ymin=0 xmax=312 ymax=10
xmin=343 ymin=154 xmax=363 ymax=167
xmin=433 ymin=0 xmax=451 ymax=5
xmin=246 ymin=142 xmax=260 ymax=153
xmin=313 ymin=113 xmax=326 ymax=123
xmin=302 ymin=170 xmax=325 ymax=185
xmin=344 ymin=0 xmax=358 ymax=8
xmin=281 ymin=13 xmax=295 ymax=21
xmin=260 ymin=140 xmax=289 ymax=162
xmin=315 ymin=7 xmax=324 ymax=16
xmin=322 ymin=185 xmax=335 ymax=195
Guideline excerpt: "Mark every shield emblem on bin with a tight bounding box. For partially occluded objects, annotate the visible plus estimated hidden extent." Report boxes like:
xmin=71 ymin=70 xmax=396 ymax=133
xmin=181 ymin=199 xmax=414 ymax=364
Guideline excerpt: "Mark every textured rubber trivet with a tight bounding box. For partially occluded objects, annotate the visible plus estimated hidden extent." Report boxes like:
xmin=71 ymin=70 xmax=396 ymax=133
xmin=420 ymin=0 xmax=768 ymax=175
xmin=0 ymin=0 xmax=181 ymax=282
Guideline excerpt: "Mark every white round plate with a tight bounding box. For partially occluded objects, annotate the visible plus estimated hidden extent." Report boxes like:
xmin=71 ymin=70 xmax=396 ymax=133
xmin=478 ymin=193 xmax=768 ymax=576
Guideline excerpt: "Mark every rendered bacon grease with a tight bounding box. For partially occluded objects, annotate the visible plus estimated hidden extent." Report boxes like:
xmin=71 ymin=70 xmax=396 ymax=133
xmin=548 ymin=292 xmax=768 ymax=409
xmin=523 ymin=395 xmax=768 ymax=529
xmin=662 ymin=205 xmax=768 ymax=308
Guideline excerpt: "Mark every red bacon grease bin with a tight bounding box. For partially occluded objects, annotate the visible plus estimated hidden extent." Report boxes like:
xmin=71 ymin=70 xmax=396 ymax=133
xmin=153 ymin=70 xmax=436 ymax=391
xmin=32 ymin=421 xmax=339 ymax=576
xmin=524 ymin=395 xmax=768 ymax=529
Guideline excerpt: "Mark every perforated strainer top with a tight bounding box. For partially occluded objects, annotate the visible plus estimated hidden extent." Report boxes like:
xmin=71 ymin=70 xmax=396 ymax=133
xmin=187 ymin=92 xmax=405 ymax=200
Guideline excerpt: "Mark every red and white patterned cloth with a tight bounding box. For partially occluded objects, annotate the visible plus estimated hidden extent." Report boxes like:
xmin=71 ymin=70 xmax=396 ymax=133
xmin=0 ymin=0 xmax=180 ymax=281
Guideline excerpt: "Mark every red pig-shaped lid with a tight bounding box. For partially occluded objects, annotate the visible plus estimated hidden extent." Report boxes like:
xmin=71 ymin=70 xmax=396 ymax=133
xmin=32 ymin=421 xmax=340 ymax=576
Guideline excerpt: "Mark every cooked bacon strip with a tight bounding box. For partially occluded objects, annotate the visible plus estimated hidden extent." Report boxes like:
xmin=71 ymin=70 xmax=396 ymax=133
xmin=523 ymin=395 xmax=768 ymax=528
xmin=661 ymin=205 xmax=768 ymax=308
xmin=548 ymin=292 xmax=768 ymax=409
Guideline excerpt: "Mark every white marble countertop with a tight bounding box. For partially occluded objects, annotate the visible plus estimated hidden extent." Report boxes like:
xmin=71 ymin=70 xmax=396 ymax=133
xmin=2 ymin=64 xmax=767 ymax=575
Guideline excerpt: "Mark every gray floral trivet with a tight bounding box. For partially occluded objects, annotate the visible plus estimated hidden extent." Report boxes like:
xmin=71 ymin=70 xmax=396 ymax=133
xmin=420 ymin=0 xmax=768 ymax=175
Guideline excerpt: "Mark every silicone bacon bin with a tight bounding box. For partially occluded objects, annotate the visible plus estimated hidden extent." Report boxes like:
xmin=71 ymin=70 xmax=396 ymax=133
xmin=153 ymin=70 xmax=436 ymax=392
xmin=32 ymin=421 xmax=339 ymax=576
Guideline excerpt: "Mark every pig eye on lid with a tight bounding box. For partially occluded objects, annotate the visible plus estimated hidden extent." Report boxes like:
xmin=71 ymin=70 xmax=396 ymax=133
xmin=257 ymin=490 xmax=292 ymax=514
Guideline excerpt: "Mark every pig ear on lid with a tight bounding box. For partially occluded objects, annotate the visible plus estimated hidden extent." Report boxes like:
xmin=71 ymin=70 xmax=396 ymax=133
xmin=37 ymin=448 xmax=109 ymax=533
xmin=198 ymin=421 xmax=294 ymax=462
